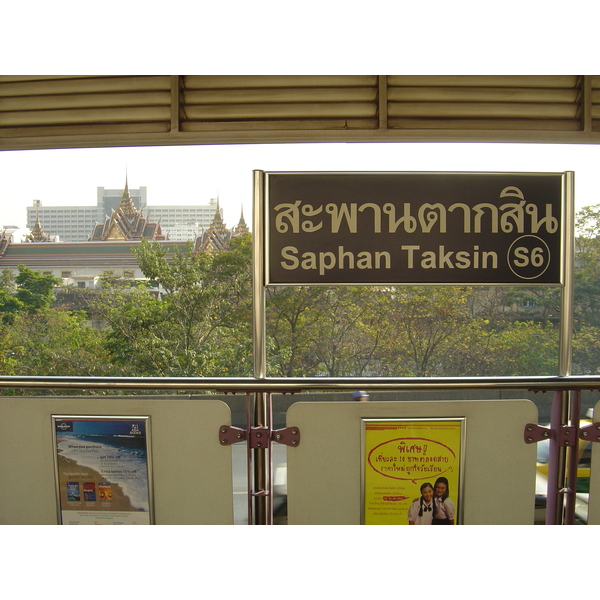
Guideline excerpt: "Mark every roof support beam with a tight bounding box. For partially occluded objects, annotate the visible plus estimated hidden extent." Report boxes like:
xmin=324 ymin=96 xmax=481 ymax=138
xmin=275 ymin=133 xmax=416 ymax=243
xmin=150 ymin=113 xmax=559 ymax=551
xmin=170 ymin=75 xmax=181 ymax=133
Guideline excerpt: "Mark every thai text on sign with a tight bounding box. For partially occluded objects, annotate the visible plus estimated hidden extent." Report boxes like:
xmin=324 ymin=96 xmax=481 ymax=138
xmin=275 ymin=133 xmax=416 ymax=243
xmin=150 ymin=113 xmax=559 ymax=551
xmin=266 ymin=172 xmax=564 ymax=285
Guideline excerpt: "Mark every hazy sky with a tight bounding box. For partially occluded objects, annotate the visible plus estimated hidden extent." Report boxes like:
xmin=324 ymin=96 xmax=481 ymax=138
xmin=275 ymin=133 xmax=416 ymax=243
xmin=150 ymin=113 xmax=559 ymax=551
xmin=1 ymin=141 xmax=599 ymax=231
xmin=3 ymin=2 xmax=598 ymax=236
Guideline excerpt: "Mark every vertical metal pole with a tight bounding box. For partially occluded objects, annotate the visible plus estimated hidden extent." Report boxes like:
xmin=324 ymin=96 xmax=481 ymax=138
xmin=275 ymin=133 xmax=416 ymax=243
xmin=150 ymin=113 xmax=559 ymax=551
xmin=252 ymin=392 xmax=274 ymax=525
xmin=546 ymin=390 xmax=564 ymax=525
xmin=561 ymin=172 xmax=576 ymax=525
xmin=546 ymin=171 xmax=575 ymax=525
xmin=558 ymin=171 xmax=575 ymax=378
xmin=246 ymin=392 xmax=253 ymax=525
xmin=253 ymin=170 xmax=267 ymax=380
xmin=564 ymin=390 xmax=581 ymax=524
xmin=253 ymin=392 xmax=269 ymax=524
xmin=252 ymin=170 xmax=269 ymax=524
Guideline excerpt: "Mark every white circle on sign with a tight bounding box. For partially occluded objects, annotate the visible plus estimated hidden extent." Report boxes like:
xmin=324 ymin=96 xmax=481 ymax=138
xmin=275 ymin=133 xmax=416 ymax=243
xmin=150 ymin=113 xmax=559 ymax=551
xmin=507 ymin=235 xmax=551 ymax=280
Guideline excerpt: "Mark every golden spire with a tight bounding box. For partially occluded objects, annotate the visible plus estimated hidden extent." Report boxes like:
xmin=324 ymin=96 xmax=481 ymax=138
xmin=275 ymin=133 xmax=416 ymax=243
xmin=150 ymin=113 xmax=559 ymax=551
xmin=233 ymin=204 xmax=249 ymax=235
xmin=118 ymin=172 xmax=138 ymax=221
xmin=200 ymin=198 xmax=231 ymax=252
xmin=25 ymin=203 xmax=52 ymax=242
xmin=208 ymin=199 xmax=229 ymax=237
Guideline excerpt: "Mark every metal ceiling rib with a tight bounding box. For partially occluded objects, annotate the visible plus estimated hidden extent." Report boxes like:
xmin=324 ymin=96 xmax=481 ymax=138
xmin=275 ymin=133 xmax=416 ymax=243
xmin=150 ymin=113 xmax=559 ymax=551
xmin=1 ymin=75 xmax=599 ymax=150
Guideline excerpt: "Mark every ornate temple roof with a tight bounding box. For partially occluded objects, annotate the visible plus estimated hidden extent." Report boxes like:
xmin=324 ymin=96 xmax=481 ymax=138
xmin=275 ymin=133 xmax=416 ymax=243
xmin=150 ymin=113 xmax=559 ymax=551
xmin=233 ymin=206 xmax=249 ymax=236
xmin=0 ymin=183 xmax=251 ymax=277
xmin=24 ymin=203 xmax=55 ymax=243
xmin=199 ymin=202 xmax=249 ymax=252
xmin=89 ymin=176 xmax=166 ymax=242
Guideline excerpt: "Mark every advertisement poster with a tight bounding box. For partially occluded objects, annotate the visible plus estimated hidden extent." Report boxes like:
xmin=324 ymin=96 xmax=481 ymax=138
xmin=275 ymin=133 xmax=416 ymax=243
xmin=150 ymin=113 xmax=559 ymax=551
xmin=362 ymin=419 xmax=464 ymax=525
xmin=53 ymin=416 xmax=153 ymax=525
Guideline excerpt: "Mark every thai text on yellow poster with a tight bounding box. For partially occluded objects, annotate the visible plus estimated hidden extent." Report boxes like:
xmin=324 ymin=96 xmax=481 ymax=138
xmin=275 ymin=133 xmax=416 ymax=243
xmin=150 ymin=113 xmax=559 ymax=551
xmin=363 ymin=419 xmax=463 ymax=525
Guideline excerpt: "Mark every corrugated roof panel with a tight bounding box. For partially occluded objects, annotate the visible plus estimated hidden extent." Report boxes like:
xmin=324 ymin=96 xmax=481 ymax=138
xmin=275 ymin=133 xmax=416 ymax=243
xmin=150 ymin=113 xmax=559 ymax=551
xmin=180 ymin=75 xmax=379 ymax=131
xmin=0 ymin=75 xmax=170 ymax=95
xmin=387 ymin=75 xmax=581 ymax=88
xmin=1 ymin=75 xmax=600 ymax=149
xmin=0 ymin=75 xmax=172 ymax=138
xmin=592 ymin=76 xmax=600 ymax=131
xmin=184 ymin=75 xmax=378 ymax=89
xmin=387 ymin=75 xmax=584 ymax=131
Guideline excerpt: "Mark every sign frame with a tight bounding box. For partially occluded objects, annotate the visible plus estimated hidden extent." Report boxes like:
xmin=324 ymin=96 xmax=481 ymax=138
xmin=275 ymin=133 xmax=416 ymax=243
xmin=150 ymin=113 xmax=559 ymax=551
xmin=52 ymin=415 xmax=154 ymax=525
xmin=361 ymin=417 xmax=466 ymax=525
xmin=263 ymin=170 xmax=567 ymax=287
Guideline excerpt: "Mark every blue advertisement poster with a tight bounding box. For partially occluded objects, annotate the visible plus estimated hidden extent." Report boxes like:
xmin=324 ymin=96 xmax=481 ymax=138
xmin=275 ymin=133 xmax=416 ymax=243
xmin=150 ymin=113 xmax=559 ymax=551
xmin=53 ymin=416 xmax=153 ymax=525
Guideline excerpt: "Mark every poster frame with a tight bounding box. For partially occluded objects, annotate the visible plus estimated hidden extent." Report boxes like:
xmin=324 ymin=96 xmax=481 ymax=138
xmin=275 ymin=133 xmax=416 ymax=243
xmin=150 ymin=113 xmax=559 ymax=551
xmin=360 ymin=417 xmax=466 ymax=525
xmin=52 ymin=415 xmax=154 ymax=525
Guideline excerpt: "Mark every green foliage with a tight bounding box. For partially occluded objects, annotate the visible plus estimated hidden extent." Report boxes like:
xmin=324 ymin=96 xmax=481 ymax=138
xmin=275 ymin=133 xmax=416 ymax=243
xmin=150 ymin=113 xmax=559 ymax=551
xmin=1 ymin=309 xmax=112 ymax=388
xmin=267 ymin=286 xmax=327 ymax=376
xmin=484 ymin=321 xmax=559 ymax=376
xmin=377 ymin=287 xmax=474 ymax=377
xmin=86 ymin=234 xmax=254 ymax=377
xmin=0 ymin=268 xmax=14 ymax=293
xmin=306 ymin=286 xmax=380 ymax=377
xmin=573 ymin=326 xmax=600 ymax=374
xmin=0 ymin=265 xmax=60 ymax=324
xmin=9 ymin=200 xmax=600 ymax=383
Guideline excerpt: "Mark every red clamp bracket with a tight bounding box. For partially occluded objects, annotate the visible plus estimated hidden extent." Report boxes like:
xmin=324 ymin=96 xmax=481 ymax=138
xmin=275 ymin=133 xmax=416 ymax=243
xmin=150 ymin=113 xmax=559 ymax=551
xmin=249 ymin=427 xmax=270 ymax=449
xmin=218 ymin=425 xmax=301 ymax=447
xmin=557 ymin=426 xmax=578 ymax=447
xmin=524 ymin=424 xmax=553 ymax=444
xmin=524 ymin=424 xmax=586 ymax=446
xmin=579 ymin=422 xmax=600 ymax=442
xmin=218 ymin=425 xmax=247 ymax=446
xmin=250 ymin=427 xmax=301 ymax=448
xmin=272 ymin=427 xmax=300 ymax=447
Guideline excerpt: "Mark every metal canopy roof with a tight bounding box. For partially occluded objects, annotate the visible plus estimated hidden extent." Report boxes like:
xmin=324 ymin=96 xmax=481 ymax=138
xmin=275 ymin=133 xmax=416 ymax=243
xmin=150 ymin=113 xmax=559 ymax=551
xmin=1 ymin=75 xmax=599 ymax=151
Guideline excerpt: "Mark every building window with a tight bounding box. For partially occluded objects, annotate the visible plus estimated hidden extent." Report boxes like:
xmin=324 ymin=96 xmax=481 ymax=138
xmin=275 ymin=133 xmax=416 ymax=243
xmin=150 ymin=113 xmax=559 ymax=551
xmin=61 ymin=271 xmax=72 ymax=278
xmin=77 ymin=281 xmax=86 ymax=288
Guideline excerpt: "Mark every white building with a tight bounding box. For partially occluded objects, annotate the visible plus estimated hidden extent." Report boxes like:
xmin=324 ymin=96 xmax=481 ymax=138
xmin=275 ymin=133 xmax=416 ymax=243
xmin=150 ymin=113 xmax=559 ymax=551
xmin=26 ymin=184 xmax=222 ymax=242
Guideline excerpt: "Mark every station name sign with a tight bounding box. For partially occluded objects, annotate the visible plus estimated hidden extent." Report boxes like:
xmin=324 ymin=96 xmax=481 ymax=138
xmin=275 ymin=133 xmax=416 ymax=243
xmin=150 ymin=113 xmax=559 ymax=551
xmin=265 ymin=171 xmax=565 ymax=286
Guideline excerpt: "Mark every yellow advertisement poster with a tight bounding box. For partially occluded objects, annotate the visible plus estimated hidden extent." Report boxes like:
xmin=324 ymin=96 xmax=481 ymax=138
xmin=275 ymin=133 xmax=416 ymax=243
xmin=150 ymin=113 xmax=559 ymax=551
xmin=362 ymin=419 xmax=464 ymax=525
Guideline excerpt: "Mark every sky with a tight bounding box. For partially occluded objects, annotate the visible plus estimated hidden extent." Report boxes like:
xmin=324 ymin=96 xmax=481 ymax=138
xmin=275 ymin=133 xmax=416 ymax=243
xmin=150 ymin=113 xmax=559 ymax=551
xmin=2 ymin=141 xmax=600 ymax=232
xmin=3 ymin=1 xmax=599 ymax=236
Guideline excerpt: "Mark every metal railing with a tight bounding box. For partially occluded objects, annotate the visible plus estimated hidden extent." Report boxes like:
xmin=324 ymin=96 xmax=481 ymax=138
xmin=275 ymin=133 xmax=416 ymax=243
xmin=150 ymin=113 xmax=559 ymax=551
xmin=2 ymin=374 xmax=600 ymax=392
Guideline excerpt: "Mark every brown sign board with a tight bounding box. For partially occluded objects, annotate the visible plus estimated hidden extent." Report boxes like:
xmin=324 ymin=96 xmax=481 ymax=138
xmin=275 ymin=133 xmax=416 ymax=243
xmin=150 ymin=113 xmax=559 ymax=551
xmin=265 ymin=172 xmax=565 ymax=285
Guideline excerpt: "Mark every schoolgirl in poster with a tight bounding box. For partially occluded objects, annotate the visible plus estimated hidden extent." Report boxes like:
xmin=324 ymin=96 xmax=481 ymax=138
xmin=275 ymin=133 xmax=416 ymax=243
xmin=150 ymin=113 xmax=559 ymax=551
xmin=432 ymin=476 xmax=455 ymax=525
xmin=407 ymin=482 xmax=435 ymax=525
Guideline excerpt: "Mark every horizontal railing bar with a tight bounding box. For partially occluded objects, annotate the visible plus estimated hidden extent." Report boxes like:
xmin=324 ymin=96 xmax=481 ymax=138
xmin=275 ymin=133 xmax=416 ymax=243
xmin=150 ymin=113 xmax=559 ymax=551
xmin=1 ymin=375 xmax=600 ymax=393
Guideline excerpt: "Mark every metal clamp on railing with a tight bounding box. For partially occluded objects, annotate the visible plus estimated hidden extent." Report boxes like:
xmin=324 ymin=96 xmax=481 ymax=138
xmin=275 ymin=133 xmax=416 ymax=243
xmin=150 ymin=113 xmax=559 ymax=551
xmin=218 ymin=425 xmax=246 ymax=445
xmin=524 ymin=423 xmax=552 ymax=444
xmin=525 ymin=422 xmax=600 ymax=446
xmin=219 ymin=425 xmax=300 ymax=447
xmin=579 ymin=422 xmax=600 ymax=442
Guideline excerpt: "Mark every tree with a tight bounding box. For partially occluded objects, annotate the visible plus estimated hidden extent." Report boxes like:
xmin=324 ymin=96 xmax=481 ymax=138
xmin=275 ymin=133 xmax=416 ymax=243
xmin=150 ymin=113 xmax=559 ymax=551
xmin=305 ymin=286 xmax=382 ymax=377
xmin=90 ymin=286 xmax=173 ymax=376
xmin=1 ymin=309 xmax=112 ymax=386
xmin=267 ymin=286 xmax=327 ymax=376
xmin=0 ymin=265 xmax=59 ymax=323
xmin=89 ymin=234 xmax=254 ymax=377
xmin=484 ymin=321 xmax=559 ymax=376
xmin=376 ymin=286 xmax=477 ymax=377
